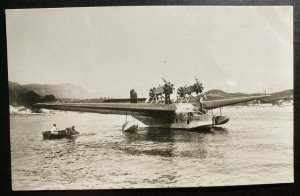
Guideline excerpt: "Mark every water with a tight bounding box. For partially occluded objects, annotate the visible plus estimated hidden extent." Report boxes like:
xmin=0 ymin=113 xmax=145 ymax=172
xmin=10 ymin=106 xmax=293 ymax=190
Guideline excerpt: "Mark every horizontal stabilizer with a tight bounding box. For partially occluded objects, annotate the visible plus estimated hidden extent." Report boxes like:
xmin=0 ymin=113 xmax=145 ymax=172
xmin=103 ymin=98 xmax=147 ymax=103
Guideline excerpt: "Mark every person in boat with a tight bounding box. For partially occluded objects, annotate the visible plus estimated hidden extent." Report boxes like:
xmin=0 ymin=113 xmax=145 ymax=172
xmin=51 ymin=124 xmax=58 ymax=135
xmin=65 ymin=125 xmax=78 ymax=135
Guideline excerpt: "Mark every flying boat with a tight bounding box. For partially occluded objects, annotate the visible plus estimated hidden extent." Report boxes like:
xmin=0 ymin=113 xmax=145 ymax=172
xmin=35 ymin=77 xmax=270 ymax=132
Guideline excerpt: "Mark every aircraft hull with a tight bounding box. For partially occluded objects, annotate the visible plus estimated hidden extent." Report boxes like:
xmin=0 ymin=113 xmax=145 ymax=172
xmin=135 ymin=113 xmax=213 ymax=130
xmin=146 ymin=121 xmax=212 ymax=130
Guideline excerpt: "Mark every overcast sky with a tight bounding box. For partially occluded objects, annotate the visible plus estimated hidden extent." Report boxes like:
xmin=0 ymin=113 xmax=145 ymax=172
xmin=6 ymin=6 xmax=293 ymax=97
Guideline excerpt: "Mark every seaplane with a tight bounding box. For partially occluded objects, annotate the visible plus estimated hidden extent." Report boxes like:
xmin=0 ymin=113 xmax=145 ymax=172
xmin=35 ymin=77 xmax=270 ymax=132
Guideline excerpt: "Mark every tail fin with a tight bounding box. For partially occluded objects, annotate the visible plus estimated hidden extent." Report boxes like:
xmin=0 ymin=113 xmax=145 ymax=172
xmin=130 ymin=89 xmax=138 ymax=103
xmin=103 ymin=89 xmax=143 ymax=103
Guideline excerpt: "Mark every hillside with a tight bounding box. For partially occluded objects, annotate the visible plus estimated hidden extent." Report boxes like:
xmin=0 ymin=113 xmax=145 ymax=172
xmin=8 ymin=81 xmax=29 ymax=105
xmin=23 ymin=83 xmax=90 ymax=99
xmin=205 ymin=89 xmax=293 ymax=100
xmin=205 ymin=89 xmax=261 ymax=100
xmin=270 ymin=89 xmax=293 ymax=99
xmin=9 ymin=81 xmax=57 ymax=107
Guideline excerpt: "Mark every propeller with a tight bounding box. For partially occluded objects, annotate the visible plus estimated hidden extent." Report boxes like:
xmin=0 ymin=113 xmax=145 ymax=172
xmin=162 ymin=77 xmax=175 ymax=95
xmin=177 ymin=87 xmax=184 ymax=97
xmin=194 ymin=76 xmax=204 ymax=94
xmin=149 ymin=87 xmax=156 ymax=99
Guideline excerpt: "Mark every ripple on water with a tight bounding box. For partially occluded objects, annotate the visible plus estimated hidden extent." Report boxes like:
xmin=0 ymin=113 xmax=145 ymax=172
xmin=10 ymin=106 xmax=293 ymax=190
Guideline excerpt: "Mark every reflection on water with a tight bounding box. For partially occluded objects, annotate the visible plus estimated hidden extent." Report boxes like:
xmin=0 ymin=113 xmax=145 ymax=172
xmin=210 ymin=126 xmax=229 ymax=134
xmin=123 ymin=128 xmax=176 ymax=157
xmin=122 ymin=127 xmax=229 ymax=158
xmin=10 ymin=106 xmax=293 ymax=190
xmin=124 ymin=128 xmax=174 ymax=143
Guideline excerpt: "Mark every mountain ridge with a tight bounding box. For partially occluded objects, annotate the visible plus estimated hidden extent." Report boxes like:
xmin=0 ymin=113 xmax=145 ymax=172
xmin=9 ymin=81 xmax=293 ymax=102
xmin=22 ymin=82 xmax=90 ymax=99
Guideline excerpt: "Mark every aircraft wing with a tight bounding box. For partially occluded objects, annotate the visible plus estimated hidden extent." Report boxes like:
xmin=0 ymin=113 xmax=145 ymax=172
xmin=203 ymin=95 xmax=270 ymax=110
xmin=36 ymin=95 xmax=270 ymax=114
xmin=35 ymin=102 xmax=177 ymax=115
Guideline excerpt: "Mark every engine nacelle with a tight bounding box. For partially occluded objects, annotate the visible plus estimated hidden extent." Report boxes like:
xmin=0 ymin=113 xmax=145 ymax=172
xmin=154 ymin=86 xmax=165 ymax=95
xmin=147 ymin=78 xmax=174 ymax=104
xmin=177 ymin=85 xmax=195 ymax=97
xmin=177 ymin=82 xmax=204 ymax=97
xmin=176 ymin=76 xmax=204 ymax=104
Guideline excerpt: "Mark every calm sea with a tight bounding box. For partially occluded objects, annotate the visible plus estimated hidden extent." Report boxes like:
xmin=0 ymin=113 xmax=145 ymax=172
xmin=10 ymin=106 xmax=293 ymax=190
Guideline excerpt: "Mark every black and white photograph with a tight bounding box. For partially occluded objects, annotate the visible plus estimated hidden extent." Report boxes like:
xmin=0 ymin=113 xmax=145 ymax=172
xmin=6 ymin=6 xmax=293 ymax=190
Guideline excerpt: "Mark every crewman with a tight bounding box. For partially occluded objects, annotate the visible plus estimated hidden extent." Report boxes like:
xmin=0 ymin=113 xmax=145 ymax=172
xmin=51 ymin=124 xmax=58 ymax=134
xmin=199 ymin=97 xmax=207 ymax=114
xmin=65 ymin=125 xmax=78 ymax=135
xmin=199 ymin=97 xmax=206 ymax=113
xmin=71 ymin=126 xmax=79 ymax=135
xmin=200 ymin=97 xmax=203 ymax=109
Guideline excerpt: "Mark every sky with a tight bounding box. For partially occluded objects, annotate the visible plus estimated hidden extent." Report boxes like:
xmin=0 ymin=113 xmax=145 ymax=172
xmin=6 ymin=6 xmax=293 ymax=98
